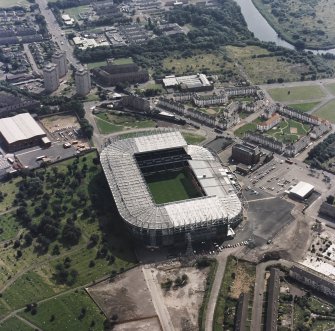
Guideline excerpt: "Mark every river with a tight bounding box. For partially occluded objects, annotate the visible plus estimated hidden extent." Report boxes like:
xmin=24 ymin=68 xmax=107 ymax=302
xmin=234 ymin=0 xmax=335 ymax=55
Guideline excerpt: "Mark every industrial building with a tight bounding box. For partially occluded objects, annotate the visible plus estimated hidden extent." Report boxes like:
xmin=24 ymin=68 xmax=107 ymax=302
xmin=232 ymin=142 xmax=261 ymax=165
xmin=75 ymin=67 xmax=91 ymax=96
xmin=163 ymin=74 xmax=213 ymax=92
xmin=51 ymin=51 xmax=68 ymax=78
xmin=0 ymin=113 xmax=47 ymax=152
xmin=43 ymin=63 xmax=59 ymax=93
xmin=288 ymin=181 xmax=314 ymax=200
xmin=92 ymin=63 xmax=149 ymax=86
xmin=100 ymin=130 xmax=242 ymax=246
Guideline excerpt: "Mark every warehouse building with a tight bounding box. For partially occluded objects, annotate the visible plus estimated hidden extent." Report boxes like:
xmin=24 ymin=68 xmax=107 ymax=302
xmin=163 ymin=74 xmax=212 ymax=92
xmin=0 ymin=113 xmax=47 ymax=152
xmin=288 ymin=181 xmax=314 ymax=200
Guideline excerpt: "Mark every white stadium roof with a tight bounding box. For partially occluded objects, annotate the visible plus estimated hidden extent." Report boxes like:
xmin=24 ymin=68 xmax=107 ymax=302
xmin=0 ymin=113 xmax=45 ymax=144
xmin=100 ymin=130 xmax=242 ymax=230
xmin=289 ymin=181 xmax=314 ymax=199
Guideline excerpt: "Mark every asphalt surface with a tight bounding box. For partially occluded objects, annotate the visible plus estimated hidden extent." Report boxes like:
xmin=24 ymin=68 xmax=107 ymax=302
xmin=34 ymin=0 xmax=78 ymax=67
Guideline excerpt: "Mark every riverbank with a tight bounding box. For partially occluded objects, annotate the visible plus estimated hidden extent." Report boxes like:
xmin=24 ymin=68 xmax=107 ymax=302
xmin=251 ymin=0 xmax=335 ymax=50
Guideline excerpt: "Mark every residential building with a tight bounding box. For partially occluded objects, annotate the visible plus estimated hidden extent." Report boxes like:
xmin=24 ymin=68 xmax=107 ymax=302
xmin=289 ymin=265 xmax=335 ymax=299
xmin=75 ymin=67 xmax=91 ymax=96
xmin=257 ymin=114 xmax=281 ymax=132
xmin=51 ymin=51 xmax=68 ymax=78
xmin=265 ymin=268 xmax=280 ymax=331
xmin=235 ymin=293 xmax=249 ymax=331
xmin=43 ymin=63 xmax=59 ymax=93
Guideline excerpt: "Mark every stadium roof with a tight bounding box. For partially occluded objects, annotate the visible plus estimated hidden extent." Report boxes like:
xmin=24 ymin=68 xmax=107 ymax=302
xmin=0 ymin=113 xmax=45 ymax=144
xmin=289 ymin=181 xmax=314 ymax=199
xmin=100 ymin=130 xmax=242 ymax=230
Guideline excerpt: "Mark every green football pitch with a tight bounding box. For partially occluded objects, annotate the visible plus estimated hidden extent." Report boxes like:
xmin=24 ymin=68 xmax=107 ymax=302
xmin=145 ymin=169 xmax=203 ymax=204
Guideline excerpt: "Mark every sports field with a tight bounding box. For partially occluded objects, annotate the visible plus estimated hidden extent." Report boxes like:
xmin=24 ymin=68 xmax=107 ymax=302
xmin=314 ymin=99 xmax=335 ymax=123
xmin=145 ymin=169 xmax=202 ymax=204
xmin=267 ymin=86 xmax=325 ymax=102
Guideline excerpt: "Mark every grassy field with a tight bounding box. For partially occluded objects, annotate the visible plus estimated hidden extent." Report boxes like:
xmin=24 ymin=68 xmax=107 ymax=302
xmin=0 ymin=0 xmax=30 ymax=7
xmin=267 ymin=86 xmax=325 ymax=102
xmin=252 ymin=0 xmax=335 ymax=49
xmin=0 ymin=152 xmax=137 ymax=317
xmin=213 ymin=257 xmax=256 ymax=331
xmin=181 ymin=132 xmax=206 ymax=145
xmin=113 ymin=57 xmax=134 ymax=65
xmin=95 ymin=112 xmax=156 ymax=134
xmin=314 ymin=99 xmax=335 ymax=122
xmin=234 ymin=117 xmax=263 ymax=137
xmin=87 ymin=61 xmax=107 ymax=69
xmin=162 ymin=51 xmax=234 ymax=76
xmin=64 ymin=5 xmax=91 ymax=20
xmin=145 ymin=169 xmax=202 ymax=204
xmin=0 ymin=213 xmax=22 ymax=242
xmin=265 ymin=118 xmax=310 ymax=143
xmin=0 ymin=317 xmax=34 ymax=331
xmin=19 ymin=289 xmax=105 ymax=331
xmin=225 ymin=45 xmax=309 ymax=84
xmin=287 ymin=102 xmax=320 ymax=112
xmin=325 ymin=83 xmax=335 ymax=95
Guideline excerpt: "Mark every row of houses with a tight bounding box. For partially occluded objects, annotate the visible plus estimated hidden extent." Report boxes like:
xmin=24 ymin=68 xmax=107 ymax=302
xmin=157 ymin=97 xmax=240 ymax=129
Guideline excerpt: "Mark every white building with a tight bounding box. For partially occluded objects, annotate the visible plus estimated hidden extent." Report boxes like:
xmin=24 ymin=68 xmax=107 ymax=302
xmin=43 ymin=63 xmax=59 ymax=93
xmin=75 ymin=67 xmax=91 ymax=96
xmin=289 ymin=181 xmax=314 ymax=200
xmin=51 ymin=51 xmax=68 ymax=78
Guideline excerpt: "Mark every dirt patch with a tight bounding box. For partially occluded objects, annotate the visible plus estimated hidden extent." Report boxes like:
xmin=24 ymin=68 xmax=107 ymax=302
xmin=113 ymin=317 xmax=161 ymax=331
xmin=155 ymin=265 xmax=209 ymax=331
xmin=290 ymin=127 xmax=298 ymax=134
xmin=87 ymin=267 xmax=156 ymax=322
xmin=40 ymin=113 xmax=89 ymax=149
xmin=230 ymin=262 xmax=256 ymax=299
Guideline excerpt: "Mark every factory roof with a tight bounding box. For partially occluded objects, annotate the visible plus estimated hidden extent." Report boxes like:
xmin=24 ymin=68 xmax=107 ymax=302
xmin=0 ymin=113 xmax=45 ymax=144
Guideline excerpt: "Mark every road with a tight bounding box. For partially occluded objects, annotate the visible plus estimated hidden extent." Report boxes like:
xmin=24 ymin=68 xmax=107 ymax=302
xmin=204 ymin=247 xmax=243 ymax=331
xmin=250 ymin=259 xmax=293 ymax=331
xmin=23 ymin=44 xmax=41 ymax=76
xmin=142 ymin=266 xmax=175 ymax=331
xmin=34 ymin=0 xmax=78 ymax=67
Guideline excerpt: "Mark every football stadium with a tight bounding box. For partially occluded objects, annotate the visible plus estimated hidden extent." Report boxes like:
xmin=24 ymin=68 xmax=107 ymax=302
xmin=100 ymin=130 xmax=243 ymax=246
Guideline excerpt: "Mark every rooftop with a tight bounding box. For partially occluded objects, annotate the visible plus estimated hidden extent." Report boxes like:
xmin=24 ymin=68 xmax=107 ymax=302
xmin=0 ymin=113 xmax=45 ymax=144
xmin=100 ymin=130 xmax=242 ymax=230
xmin=289 ymin=181 xmax=314 ymax=198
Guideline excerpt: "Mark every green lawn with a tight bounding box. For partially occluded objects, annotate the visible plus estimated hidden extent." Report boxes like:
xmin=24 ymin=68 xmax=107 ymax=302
xmin=63 ymin=5 xmax=91 ymax=20
xmin=0 ymin=317 xmax=34 ymax=331
xmin=287 ymin=102 xmax=320 ymax=112
xmin=113 ymin=57 xmax=134 ymax=65
xmin=95 ymin=113 xmax=156 ymax=134
xmin=145 ymin=169 xmax=203 ymax=204
xmin=2 ymin=271 xmax=57 ymax=310
xmin=265 ymin=119 xmax=310 ymax=143
xmin=0 ymin=177 xmax=21 ymax=213
xmin=95 ymin=118 xmax=124 ymax=134
xmin=267 ymin=86 xmax=325 ymax=102
xmin=324 ymin=83 xmax=335 ymax=95
xmin=181 ymin=132 xmax=206 ymax=145
xmin=19 ymin=289 xmax=105 ymax=331
xmin=0 ymin=213 xmax=22 ymax=241
xmin=314 ymin=99 xmax=335 ymax=122
xmin=87 ymin=61 xmax=107 ymax=69
xmin=234 ymin=122 xmax=258 ymax=137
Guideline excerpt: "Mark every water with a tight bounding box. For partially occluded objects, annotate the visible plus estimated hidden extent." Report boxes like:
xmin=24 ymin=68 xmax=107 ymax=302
xmin=234 ymin=0 xmax=335 ymax=55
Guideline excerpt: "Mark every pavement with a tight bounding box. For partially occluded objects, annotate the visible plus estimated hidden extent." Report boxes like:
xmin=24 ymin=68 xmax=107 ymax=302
xmin=204 ymin=247 xmax=243 ymax=331
xmin=142 ymin=266 xmax=175 ymax=331
xmin=250 ymin=259 xmax=293 ymax=331
xmin=34 ymin=0 xmax=78 ymax=67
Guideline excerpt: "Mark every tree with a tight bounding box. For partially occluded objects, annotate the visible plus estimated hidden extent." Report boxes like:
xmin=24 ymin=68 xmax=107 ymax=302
xmin=326 ymin=195 xmax=334 ymax=205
